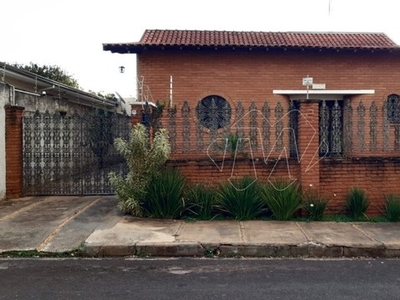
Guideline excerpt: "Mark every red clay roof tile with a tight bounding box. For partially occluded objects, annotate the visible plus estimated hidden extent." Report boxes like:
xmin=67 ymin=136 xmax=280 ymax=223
xmin=103 ymin=29 xmax=400 ymax=53
xmin=139 ymin=30 xmax=398 ymax=49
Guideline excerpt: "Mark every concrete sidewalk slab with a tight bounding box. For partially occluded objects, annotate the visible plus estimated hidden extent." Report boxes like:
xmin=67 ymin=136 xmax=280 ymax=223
xmin=298 ymin=222 xmax=380 ymax=247
xmin=353 ymin=222 xmax=400 ymax=248
xmin=42 ymin=196 xmax=122 ymax=253
xmin=2 ymin=196 xmax=400 ymax=258
xmin=84 ymin=218 xmax=182 ymax=256
xmin=0 ymin=197 xmax=44 ymax=220
xmin=177 ymin=221 xmax=243 ymax=244
xmin=0 ymin=196 xmax=95 ymax=252
xmin=241 ymin=221 xmax=308 ymax=245
xmin=0 ymin=196 xmax=120 ymax=254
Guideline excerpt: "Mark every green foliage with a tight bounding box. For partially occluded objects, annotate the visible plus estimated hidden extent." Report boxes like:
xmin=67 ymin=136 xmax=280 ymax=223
xmin=218 ymin=132 xmax=248 ymax=158
xmin=384 ymin=194 xmax=400 ymax=222
xmin=109 ymin=124 xmax=170 ymax=216
xmin=143 ymin=168 xmax=187 ymax=219
xmin=185 ymin=184 xmax=218 ymax=220
xmin=216 ymin=177 xmax=265 ymax=220
xmin=13 ymin=62 xmax=79 ymax=88
xmin=261 ymin=180 xmax=302 ymax=220
xmin=346 ymin=187 xmax=369 ymax=220
xmin=304 ymin=194 xmax=328 ymax=221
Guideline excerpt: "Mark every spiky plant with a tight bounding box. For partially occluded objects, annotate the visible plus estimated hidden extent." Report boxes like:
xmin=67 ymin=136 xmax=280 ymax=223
xmin=261 ymin=180 xmax=302 ymax=220
xmin=216 ymin=176 xmax=265 ymax=220
xmin=346 ymin=187 xmax=369 ymax=220
xmin=185 ymin=183 xmax=218 ymax=220
xmin=142 ymin=168 xmax=187 ymax=219
xmin=384 ymin=194 xmax=400 ymax=222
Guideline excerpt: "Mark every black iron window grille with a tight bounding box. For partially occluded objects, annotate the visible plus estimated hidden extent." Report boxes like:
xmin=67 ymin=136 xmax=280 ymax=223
xmin=319 ymin=100 xmax=343 ymax=157
xmin=196 ymin=95 xmax=231 ymax=130
xmin=387 ymin=94 xmax=400 ymax=124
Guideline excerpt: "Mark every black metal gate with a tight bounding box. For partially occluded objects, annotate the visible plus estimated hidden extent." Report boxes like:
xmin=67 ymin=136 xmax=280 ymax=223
xmin=22 ymin=109 xmax=131 ymax=195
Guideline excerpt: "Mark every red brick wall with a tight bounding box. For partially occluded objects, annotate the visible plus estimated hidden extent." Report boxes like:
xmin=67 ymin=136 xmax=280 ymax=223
xmin=137 ymin=49 xmax=400 ymax=108
xmin=168 ymin=157 xmax=400 ymax=216
xmin=320 ymin=158 xmax=400 ymax=216
xmin=167 ymin=158 xmax=300 ymax=187
xmin=5 ymin=106 xmax=24 ymax=198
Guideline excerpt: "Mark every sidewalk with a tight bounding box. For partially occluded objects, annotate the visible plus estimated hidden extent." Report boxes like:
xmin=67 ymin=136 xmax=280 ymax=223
xmin=1 ymin=196 xmax=400 ymax=258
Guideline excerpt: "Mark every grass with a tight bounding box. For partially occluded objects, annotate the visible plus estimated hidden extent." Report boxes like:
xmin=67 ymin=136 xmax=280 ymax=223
xmin=0 ymin=250 xmax=87 ymax=258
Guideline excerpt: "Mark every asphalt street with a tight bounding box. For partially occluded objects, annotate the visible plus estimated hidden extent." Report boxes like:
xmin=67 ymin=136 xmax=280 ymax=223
xmin=1 ymin=258 xmax=400 ymax=300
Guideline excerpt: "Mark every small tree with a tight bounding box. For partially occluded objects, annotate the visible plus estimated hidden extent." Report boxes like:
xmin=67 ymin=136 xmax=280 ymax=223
xmin=109 ymin=124 xmax=170 ymax=216
xmin=13 ymin=62 xmax=80 ymax=88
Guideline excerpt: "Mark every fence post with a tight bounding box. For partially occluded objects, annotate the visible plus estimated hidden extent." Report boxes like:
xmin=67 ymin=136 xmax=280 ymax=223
xmin=298 ymin=100 xmax=320 ymax=194
xmin=5 ymin=106 xmax=25 ymax=198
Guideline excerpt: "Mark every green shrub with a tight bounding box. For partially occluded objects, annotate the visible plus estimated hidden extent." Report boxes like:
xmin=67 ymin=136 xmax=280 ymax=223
xmin=384 ymin=194 xmax=400 ymax=222
xmin=185 ymin=184 xmax=218 ymax=220
xmin=304 ymin=195 xmax=328 ymax=221
xmin=346 ymin=187 xmax=369 ymax=220
xmin=219 ymin=132 xmax=248 ymax=158
xmin=142 ymin=168 xmax=187 ymax=219
xmin=216 ymin=177 xmax=265 ymax=220
xmin=261 ymin=180 xmax=302 ymax=220
xmin=109 ymin=123 xmax=171 ymax=216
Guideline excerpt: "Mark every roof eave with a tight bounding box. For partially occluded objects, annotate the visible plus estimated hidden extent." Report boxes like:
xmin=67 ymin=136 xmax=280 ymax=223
xmin=103 ymin=43 xmax=400 ymax=54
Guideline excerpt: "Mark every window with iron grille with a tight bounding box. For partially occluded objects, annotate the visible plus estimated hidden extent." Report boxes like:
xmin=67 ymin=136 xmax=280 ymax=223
xmin=387 ymin=94 xmax=400 ymax=124
xmin=319 ymin=100 xmax=343 ymax=157
xmin=196 ymin=95 xmax=231 ymax=130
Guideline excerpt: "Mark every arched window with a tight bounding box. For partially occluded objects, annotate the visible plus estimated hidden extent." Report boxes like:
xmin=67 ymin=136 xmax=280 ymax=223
xmin=196 ymin=95 xmax=231 ymax=129
xmin=387 ymin=94 xmax=400 ymax=124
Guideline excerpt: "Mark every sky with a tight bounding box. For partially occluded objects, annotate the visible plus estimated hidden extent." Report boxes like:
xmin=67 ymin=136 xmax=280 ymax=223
xmin=2 ymin=0 xmax=400 ymax=100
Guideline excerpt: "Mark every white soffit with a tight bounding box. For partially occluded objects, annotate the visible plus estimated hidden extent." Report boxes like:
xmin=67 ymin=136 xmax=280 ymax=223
xmin=273 ymin=89 xmax=375 ymax=101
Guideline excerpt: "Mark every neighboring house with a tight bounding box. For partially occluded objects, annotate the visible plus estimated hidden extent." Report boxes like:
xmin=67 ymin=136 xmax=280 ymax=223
xmin=1 ymin=62 xmax=131 ymax=199
xmin=103 ymin=29 xmax=400 ymax=214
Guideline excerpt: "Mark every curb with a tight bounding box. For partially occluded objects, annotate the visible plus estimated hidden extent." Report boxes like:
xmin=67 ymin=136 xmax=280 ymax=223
xmin=82 ymin=242 xmax=400 ymax=258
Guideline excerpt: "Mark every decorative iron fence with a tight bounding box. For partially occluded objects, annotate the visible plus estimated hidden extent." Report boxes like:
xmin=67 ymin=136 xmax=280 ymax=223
xmin=23 ymin=109 xmax=131 ymax=195
xmin=163 ymin=99 xmax=400 ymax=158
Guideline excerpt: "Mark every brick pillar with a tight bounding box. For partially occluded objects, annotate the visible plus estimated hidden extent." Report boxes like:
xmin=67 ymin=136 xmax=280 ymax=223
xmin=5 ymin=106 xmax=24 ymax=198
xmin=130 ymin=104 xmax=142 ymax=126
xmin=298 ymin=100 xmax=320 ymax=193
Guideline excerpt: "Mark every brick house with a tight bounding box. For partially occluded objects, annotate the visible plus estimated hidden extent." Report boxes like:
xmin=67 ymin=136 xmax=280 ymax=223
xmin=103 ymin=29 xmax=400 ymax=214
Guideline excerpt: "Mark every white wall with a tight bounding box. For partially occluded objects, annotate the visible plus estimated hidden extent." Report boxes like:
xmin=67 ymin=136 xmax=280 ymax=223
xmin=0 ymin=83 xmax=7 ymax=199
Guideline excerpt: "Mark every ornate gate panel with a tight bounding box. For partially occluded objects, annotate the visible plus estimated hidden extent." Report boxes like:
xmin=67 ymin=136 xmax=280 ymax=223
xmin=22 ymin=110 xmax=130 ymax=195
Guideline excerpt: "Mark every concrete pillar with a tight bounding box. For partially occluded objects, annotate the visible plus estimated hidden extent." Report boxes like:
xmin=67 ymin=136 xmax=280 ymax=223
xmin=298 ymin=100 xmax=320 ymax=193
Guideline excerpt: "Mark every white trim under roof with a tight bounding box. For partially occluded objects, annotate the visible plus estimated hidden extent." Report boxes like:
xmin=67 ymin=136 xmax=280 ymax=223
xmin=273 ymin=89 xmax=375 ymax=101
